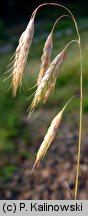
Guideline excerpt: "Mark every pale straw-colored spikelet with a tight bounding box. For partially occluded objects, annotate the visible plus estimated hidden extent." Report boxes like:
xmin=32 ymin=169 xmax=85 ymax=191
xmin=37 ymin=32 xmax=53 ymax=86
xmin=12 ymin=15 xmax=35 ymax=97
xmin=37 ymin=14 xmax=69 ymax=88
xmin=29 ymin=49 xmax=66 ymax=116
xmin=31 ymin=109 xmax=63 ymax=173
xmin=43 ymin=50 xmax=66 ymax=103
xmin=43 ymin=78 xmax=56 ymax=103
xmin=31 ymin=95 xmax=78 ymax=173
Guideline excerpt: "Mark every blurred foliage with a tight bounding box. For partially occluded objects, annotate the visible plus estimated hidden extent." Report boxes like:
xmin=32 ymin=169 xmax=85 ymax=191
xmin=0 ymin=20 xmax=8 ymax=44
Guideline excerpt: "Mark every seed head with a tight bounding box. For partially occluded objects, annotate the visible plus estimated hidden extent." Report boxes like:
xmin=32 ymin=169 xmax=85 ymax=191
xmin=29 ymin=49 xmax=66 ymax=116
xmin=43 ymin=50 xmax=66 ymax=103
xmin=31 ymin=110 xmax=63 ymax=173
xmin=37 ymin=32 xmax=53 ymax=86
xmin=12 ymin=16 xmax=35 ymax=97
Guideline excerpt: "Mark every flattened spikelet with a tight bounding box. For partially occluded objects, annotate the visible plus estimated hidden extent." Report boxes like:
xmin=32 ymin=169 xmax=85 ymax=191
xmin=31 ymin=110 xmax=63 ymax=173
xmin=31 ymin=95 xmax=78 ymax=173
xmin=37 ymin=32 xmax=53 ymax=86
xmin=29 ymin=49 xmax=66 ymax=116
xmin=43 ymin=50 xmax=66 ymax=102
xmin=12 ymin=15 xmax=35 ymax=97
xmin=43 ymin=79 xmax=56 ymax=103
xmin=37 ymin=14 xmax=69 ymax=88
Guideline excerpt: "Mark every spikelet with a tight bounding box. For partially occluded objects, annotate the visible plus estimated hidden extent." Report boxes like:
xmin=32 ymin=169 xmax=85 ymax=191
xmin=29 ymin=49 xmax=66 ymax=116
xmin=12 ymin=14 xmax=35 ymax=97
xmin=31 ymin=95 xmax=78 ymax=173
xmin=43 ymin=78 xmax=56 ymax=103
xmin=37 ymin=32 xmax=53 ymax=86
xmin=43 ymin=50 xmax=66 ymax=103
xmin=37 ymin=14 xmax=70 ymax=88
xmin=31 ymin=109 xmax=63 ymax=173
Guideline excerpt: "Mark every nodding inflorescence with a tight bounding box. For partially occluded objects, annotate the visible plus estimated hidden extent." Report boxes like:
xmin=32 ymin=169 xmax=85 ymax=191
xmin=6 ymin=3 xmax=83 ymax=200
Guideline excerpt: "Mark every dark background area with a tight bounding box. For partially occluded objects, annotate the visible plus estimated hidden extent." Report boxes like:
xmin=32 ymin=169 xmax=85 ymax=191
xmin=0 ymin=0 xmax=88 ymax=24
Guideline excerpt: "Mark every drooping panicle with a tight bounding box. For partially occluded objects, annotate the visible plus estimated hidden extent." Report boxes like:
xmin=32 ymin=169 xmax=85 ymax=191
xmin=29 ymin=49 xmax=66 ymax=116
xmin=43 ymin=50 xmax=66 ymax=103
xmin=37 ymin=14 xmax=70 ymax=88
xmin=37 ymin=32 xmax=53 ymax=86
xmin=12 ymin=14 xmax=35 ymax=97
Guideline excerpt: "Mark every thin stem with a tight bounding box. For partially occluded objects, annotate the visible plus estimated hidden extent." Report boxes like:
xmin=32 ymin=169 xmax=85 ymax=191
xmin=51 ymin=15 xmax=73 ymax=34
xmin=62 ymin=95 xmax=79 ymax=113
xmin=64 ymin=39 xmax=79 ymax=50
xmin=74 ymin=42 xmax=83 ymax=200
xmin=31 ymin=3 xmax=80 ymax=41
xmin=64 ymin=181 xmax=73 ymax=200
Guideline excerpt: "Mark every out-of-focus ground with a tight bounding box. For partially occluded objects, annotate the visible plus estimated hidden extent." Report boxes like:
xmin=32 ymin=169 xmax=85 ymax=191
xmin=0 ymin=9 xmax=88 ymax=199
xmin=0 ymin=110 xmax=88 ymax=200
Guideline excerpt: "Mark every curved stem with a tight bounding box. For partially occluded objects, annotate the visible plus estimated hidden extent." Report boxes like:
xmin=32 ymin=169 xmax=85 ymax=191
xmin=62 ymin=95 xmax=79 ymax=113
xmin=64 ymin=39 xmax=79 ymax=50
xmin=31 ymin=3 xmax=80 ymax=41
xmin=51 ymin=15 xmax=73 ymax=34
xmin=64 ymin=39 xmax=83 ymax=200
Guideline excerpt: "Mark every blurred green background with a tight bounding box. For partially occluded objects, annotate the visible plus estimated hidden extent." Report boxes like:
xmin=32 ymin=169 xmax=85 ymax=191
xmin=0 ymin=0 xmax=88 ymax=199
